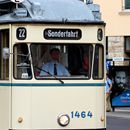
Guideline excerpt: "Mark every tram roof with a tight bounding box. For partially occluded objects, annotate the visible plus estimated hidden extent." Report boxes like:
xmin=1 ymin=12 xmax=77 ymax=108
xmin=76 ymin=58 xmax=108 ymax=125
xmin=0 ymin=0 xmax=104 ymax=24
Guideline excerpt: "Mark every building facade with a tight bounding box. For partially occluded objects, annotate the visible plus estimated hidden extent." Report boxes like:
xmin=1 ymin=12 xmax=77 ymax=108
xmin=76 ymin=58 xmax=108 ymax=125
xmin=93 ymin=0 xmax=130 ymax=107
xmin=93 ymin=0 xmax=130 ymax=65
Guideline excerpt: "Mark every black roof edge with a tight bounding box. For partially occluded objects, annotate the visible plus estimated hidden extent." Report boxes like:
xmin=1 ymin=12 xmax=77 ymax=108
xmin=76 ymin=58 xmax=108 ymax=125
xmin=0 ymin=20 xmax=106 ymax=26
xmin=0 ymin=0 xmax=11 ymax=4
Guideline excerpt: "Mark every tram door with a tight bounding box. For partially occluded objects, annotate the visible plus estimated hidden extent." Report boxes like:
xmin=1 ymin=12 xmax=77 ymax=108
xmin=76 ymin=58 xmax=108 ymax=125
xmin=0 ymin=28 xmax=10 ymax=130
xmin=0 ymin=29 xmax=9 ymax=80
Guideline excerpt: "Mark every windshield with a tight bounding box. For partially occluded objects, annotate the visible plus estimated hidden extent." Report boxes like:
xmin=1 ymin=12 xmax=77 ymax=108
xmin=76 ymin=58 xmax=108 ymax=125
xmin=13 ymin=43 xmax=104 ymax=79
xmin=31 ymin=44 xmax=93 ymax=79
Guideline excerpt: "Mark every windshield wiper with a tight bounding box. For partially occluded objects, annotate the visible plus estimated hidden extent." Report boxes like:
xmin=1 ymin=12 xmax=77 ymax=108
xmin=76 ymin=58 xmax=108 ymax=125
xmin=34 ymin=66 xmax=64 ymax=84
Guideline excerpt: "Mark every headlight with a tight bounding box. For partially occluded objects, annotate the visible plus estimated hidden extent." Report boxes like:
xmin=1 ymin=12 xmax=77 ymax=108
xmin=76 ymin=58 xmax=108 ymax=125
xmin=57 ymin=114 xmax=70 ymax=126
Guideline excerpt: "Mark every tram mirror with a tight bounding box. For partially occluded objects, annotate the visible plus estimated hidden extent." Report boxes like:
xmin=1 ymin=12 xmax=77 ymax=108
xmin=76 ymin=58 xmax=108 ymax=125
xmin=2 ymin=47 xmax=10 ymax=59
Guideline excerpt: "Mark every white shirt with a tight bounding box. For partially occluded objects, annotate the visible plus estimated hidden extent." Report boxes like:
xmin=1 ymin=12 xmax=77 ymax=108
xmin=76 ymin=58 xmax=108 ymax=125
xmin=40 ymin=61 xmax=70 ymax=76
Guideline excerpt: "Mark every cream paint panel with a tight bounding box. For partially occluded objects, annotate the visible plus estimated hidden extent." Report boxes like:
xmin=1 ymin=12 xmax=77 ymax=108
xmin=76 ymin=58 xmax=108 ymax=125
xmin=0 ymin=25 xmax=10 ymax=29
xmin=10 ymin=83 xmax=105 ymax=129
xmin=11 ymin=87 xmax=32 ymax=129
xmin=95 ymin=87 xmax=106 ymax=128
xmin=11 ymin=24 xmax=104 ymax=43
xmin=0 ymin=85 xmax=11 ymax=130
xmin=94 ymin=0 xmax=130 ymax=36
xmin=31 ymin=87 xmax=105 ymax=129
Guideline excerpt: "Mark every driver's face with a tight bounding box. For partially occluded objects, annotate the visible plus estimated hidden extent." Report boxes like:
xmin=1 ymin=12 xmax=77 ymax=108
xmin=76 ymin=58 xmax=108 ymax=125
xmin=115 ymin=71 xmax=127 ymax=88
xmin=51 ymin=50 xmax=60 ymax=61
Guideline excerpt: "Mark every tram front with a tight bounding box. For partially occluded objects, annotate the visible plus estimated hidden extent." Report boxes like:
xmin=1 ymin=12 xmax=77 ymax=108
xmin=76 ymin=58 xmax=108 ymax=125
xmin=0 ymin=0 xmax=106 ymax=130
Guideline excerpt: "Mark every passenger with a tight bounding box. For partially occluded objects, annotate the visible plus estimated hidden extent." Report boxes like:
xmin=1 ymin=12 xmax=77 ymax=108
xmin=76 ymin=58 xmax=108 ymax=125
xmin=79 ymin=54 xmax=89 ymax=76
xmin=82 ymin=55 xmax=89 ymax=72
xmin=40 ymin=48 xmax=70 ymax=76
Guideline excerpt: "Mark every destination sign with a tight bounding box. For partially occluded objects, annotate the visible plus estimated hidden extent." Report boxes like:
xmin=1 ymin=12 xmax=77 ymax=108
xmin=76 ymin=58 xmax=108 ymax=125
xmin=44 ymin=29 xmax=82 ymax=40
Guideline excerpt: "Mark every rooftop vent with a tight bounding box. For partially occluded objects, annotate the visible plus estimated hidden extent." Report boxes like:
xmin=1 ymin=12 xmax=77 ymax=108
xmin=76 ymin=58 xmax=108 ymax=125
xmin=13 ymin=8 xmax=27 ymax=17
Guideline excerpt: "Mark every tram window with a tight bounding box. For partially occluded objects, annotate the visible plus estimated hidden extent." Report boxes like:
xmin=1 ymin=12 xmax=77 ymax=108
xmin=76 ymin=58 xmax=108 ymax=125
xmin=13 ymin=43 xmax=32 ymax=79
xmin=0 ymin=29 xmax=9 ymax=80
xmin=93 ymin=44 xmax=104 ymax=79
xmin=31 ymin=44 xmax=93 ymax=79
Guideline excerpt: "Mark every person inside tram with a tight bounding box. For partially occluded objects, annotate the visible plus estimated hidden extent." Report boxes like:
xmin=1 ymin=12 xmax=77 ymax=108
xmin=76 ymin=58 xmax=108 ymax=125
xmin=39 ymin=48 xmax=70 ymax=76
xmin=79 ymin=54 xmax=89 ymax=76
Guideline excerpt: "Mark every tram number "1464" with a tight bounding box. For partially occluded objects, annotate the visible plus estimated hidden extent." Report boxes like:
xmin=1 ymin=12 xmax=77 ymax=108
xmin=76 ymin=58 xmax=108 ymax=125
xmin=71 ymin=111 xmax=93 ymax=118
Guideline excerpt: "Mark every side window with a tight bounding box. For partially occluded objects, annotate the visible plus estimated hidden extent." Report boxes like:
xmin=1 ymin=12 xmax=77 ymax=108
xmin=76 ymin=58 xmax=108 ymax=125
xmin=124 ymin=36 xmax=130 ymax=52
xmin=0 ymin=29 xmax=9 ymax=80
xmin=13 ymin=43 xmax=32 ymax=79
xmin=93 ymin=44 xmax=104 ymax=79
xmin=125 ymin=0 xmax=130 ymax=9
xmin=68 ymin=45 xmax=93 ymax=78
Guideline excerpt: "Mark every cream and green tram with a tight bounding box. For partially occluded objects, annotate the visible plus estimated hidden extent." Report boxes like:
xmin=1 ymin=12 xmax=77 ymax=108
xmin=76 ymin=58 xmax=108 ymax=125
xmin=0 ymin=0 xmax=106 ymax=130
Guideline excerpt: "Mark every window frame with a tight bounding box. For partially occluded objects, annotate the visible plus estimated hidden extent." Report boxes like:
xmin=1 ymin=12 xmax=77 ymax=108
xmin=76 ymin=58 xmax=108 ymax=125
xmin=13 ymin=43 xmax=32 ymax=80
xmin=30 ymin=43 xmax=94 ymax=80
xmin=124 ymin=36 xmax=130 ymax=52
xmin=93 ymin=44 xmax=104 ymax=80
xmin=124 ymin=0 xmax=130 ymax=9
xmin=122 ymin=0 xmax=130 ymax=10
